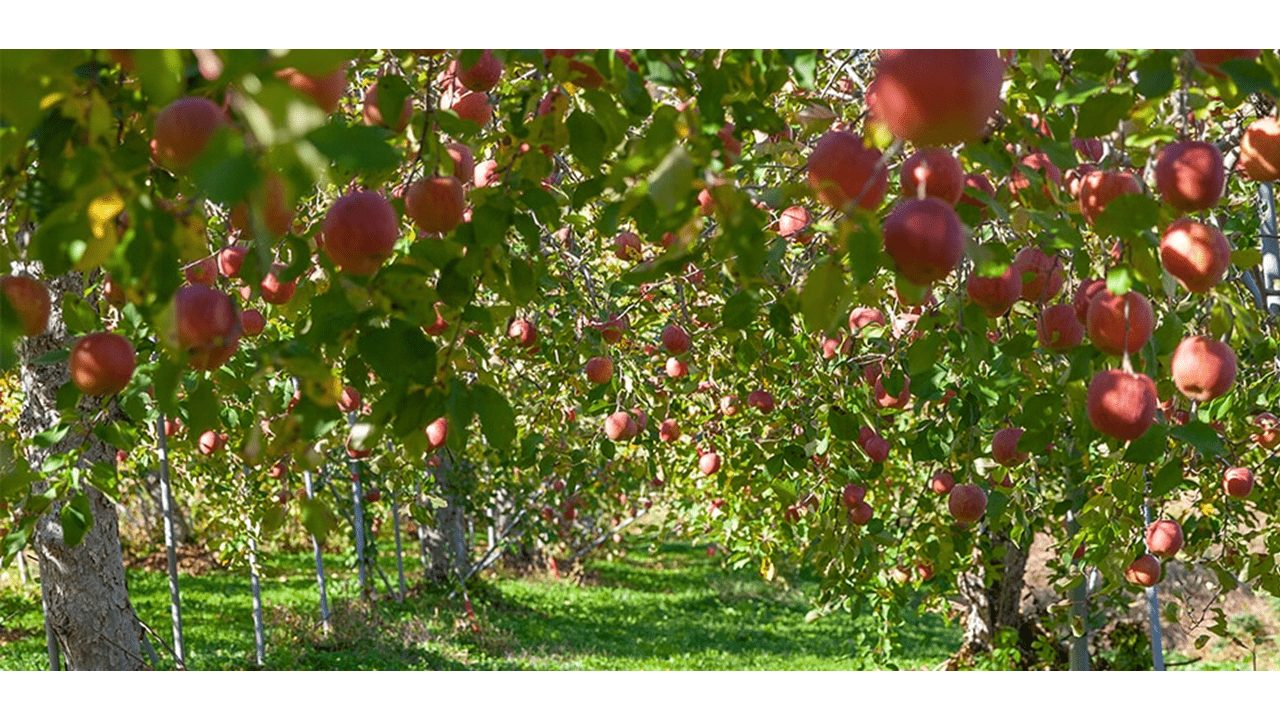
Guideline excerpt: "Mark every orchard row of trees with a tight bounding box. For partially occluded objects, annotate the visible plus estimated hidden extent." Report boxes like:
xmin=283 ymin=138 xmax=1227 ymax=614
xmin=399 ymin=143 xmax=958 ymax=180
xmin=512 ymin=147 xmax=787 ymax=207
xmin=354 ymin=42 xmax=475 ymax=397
xmin=1 ymin=48 xmax=1279 ymax=670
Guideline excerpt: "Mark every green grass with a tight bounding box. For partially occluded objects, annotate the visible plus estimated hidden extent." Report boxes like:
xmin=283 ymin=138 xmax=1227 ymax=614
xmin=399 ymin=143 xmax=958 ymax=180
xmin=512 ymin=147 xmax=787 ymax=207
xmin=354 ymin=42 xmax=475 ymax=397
xmin=0 ymin=541 xmax=957 ymax=670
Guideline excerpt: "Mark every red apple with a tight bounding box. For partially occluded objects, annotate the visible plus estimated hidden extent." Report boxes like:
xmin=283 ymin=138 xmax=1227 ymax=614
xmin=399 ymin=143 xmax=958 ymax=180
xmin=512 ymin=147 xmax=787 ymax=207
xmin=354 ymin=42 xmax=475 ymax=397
xmin=1170 ymin=335 xmax=1236 ymax=402
xmin=260 ymin=263 xmax=297 ymax=305
xmin=426 ymin=417 xmax=449 ymax=450
xmin=948 ymin=483 xmax=987 ymax=524
xmin=362 ymin=81 xmax=412 ymax=130
xmin=337 ymin=386 xmax=361 ymax=413
xmin=585 ymin=356 xmax=614 ymax=385
xmin=1036 ymin=304 xmax=1085 ymax=351
xmin=806 ymin=130 xmax=888 ymax=211
xmin=507 ymin=318 xmax=537 ymax=347
xmin=1222 ymin=467 xmax=1254 ymax=498
xmin=659 ymin=418 xmax=681 ymax=443
xmin=747 ymin=389 xmax=775 ymax=414
xmin=900 ymin=148 xmax=964 ymax=204
xmin=930 ymin=471 xmax=955 ymax=495
xmin=991 ymin=427 xmax=1028 ymax=467
xmin=321 ymin=191 xmax=400 ymax=276
xmin=1011 ymin=247 xmax=1065 ymax=302
xmin=455 ymin=50 xmax=503 ymax=92
xmin=967 ymin=264 xmax=1022 ymax=317
xmin=698 ymin=451 xmax=721 ymax=476
xmin=240 ymin=309 xmax=265 ymax=336
xmin=1159 ymin=218 xmax=1230 ymax=293
xmin=1086 ymin=290 xmax=1154 ymax=356
xmin=69 ymin=332 xmax=136 ymax=396
xmin=1078 ymin=170 xmax=1142 ymax=225
xmin=660 ymin=324 xmax=690 ymax=355
xmin=777 ymin=205 xmax=811 ymax=237
xmin=1240 ymin=117 xmax=1280 ymax=182
xmin=1125 ymin=554 xmax=1161 ymax=587
xmin=870 ymin=49 xmax=1004 ymax=146
xmin=277 ymin=65 xmax=348 ymax=113
xmin=882 ymin=198 xmax=964 ymax=285
xmin=0 ymin=275 xmax=51 ymax=336
xmin=841 ymin=483 xmax=867 ymax=509
xmin=406 ymin=176 xmax=466 ymax=235
xmin=1086 ymin=369 xmax=1157 ymax=441
xmin=1155 ymin=140 xmax=1224 ymax=211
xmin=1145 ymin=519 xmax=1183 ymax=558
xmin=151 ymin=97 xmax=226 ymax=172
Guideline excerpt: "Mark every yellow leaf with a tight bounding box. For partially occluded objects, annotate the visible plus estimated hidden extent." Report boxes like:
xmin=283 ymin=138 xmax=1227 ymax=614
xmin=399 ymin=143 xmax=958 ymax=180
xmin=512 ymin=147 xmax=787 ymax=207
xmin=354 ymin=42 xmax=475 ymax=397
xmin=760 ymin=556 xmax=776 ymax=582
xmin=87 ymin=192 xmax=124 ymax=241
xmin=74 ymin=191 xmax=125 ymax=270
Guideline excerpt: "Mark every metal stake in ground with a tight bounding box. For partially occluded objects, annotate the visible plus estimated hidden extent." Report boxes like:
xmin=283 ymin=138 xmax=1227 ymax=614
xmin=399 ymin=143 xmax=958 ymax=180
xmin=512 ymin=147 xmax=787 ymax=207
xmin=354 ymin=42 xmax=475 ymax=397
xmin=1141 ymin=476 xmax=1166 ymax=671
xmin=154 ymin=410 xmax=186 ymax=666
xmin=245 ymin=517 xmax=266 ymax=667
xmin=347 ymin=412 xmax=369 ymax=598
xmin=390 ymin=486 xmax=407 ymax=602
xmin=302 ymin=468 xmax=332 ymax=635
xmin=1260 ymin=182 xmax=1279 ymax=315
xmin=1065 ymin=509 xmax=1090 ymax=671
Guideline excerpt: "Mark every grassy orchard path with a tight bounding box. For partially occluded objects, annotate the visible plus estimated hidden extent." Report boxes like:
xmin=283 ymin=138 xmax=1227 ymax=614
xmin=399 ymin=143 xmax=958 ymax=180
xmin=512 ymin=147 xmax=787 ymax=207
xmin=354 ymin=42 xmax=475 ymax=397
xmin=0 ymin=542 xmax=958 ymax=670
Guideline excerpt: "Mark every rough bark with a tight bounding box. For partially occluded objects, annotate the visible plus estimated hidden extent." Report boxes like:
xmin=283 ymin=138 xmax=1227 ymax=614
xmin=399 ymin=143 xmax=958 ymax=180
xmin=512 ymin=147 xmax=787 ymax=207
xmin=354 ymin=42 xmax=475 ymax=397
xmin=422 ymin=453 xmax=468 ymax=581
xmin=17 ymin=270 xmax=145 ymax=670
xmin=957 ymin=533 xmax=1030 ymax=658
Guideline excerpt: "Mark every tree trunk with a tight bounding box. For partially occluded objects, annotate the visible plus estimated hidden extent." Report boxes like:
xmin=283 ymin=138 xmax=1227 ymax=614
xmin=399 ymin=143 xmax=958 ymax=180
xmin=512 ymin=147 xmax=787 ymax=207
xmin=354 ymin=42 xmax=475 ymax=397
xmin=957 ymin=533 xmax=1029 ymax=659
xmin=422 ymin=454 xmax=468 ymax=581
xmin=17 ymin=271 xmax=145 ymax=670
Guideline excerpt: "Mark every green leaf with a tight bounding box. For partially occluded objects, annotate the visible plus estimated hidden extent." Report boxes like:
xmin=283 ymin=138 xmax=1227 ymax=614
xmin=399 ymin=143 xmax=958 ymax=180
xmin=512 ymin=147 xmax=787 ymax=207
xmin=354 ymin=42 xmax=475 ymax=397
xmin=472 ymin=384 xmax=516 ymax=452
xmin=1106 ymin=266 xmax=1132 ymax=296
xmin=60 ymin=493 xmax=93 ymax=547
xmin=1093 ymin=193 xmax=1160 ymax=240
xmin=647 ymin=145 xmax=693 ymax=216
xmin=307 ymin=121 xmax=400 ymax=175
xmin=1151 ymin=459 xmax=1184 ymax=497
xmin=566 ymin=111 xmax=607 ymax=168
xmin=800 ymin=257 xmax=846 ymax=332
xmin=299 ymin=497 xmax=337 ymax=542
xmin=1219 ymin=59 xmax=1280 ymax=97
xmin=1135 ymin=52 xmax=1175 ymax=98
xmin=722 ymin=290 xmax=758 ymax=330
xmin=1170 ymin=421 xmax=1226 ymax=457
xmin=827 ymin=406 xmax=858 ymax=442
xmin=1076 ymin=90 xmax=1133 ymax=138
xmin=1122 ymin=423 xmax=1166 ymax=462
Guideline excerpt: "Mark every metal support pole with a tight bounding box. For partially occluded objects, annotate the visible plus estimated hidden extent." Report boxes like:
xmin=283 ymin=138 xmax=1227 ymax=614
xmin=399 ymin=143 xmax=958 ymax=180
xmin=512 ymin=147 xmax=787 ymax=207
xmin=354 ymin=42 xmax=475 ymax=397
xmin=1260 ymin=182 xmax=1279 ymax=315
xmin=154 ymin=411 xmax=185 ymax=665
xmin=415 ymin=475 xmax=430 ymax=577
xmin=246 ymin=524 xmax=266 ymax=668
xmin=347 ymin=413 xmax=368 ymax=597
xmin=1065 ymin=510 xmax=1090 ymax=671
xmin=15 ymin=550 xmax=29 ymax=584
xmin=302 ymin=468 xmax=332 ymax=634
xmin=1141 ymin=490 xmax=1166 ymax=671
xmin=390 ymin=489 xmax=407 ymax=602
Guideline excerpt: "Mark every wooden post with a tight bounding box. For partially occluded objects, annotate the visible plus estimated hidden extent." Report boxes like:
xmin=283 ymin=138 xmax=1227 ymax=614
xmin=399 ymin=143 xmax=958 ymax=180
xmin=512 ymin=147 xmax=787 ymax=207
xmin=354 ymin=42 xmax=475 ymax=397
xmin=154 ymin=411 xmax=186 ymax=666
